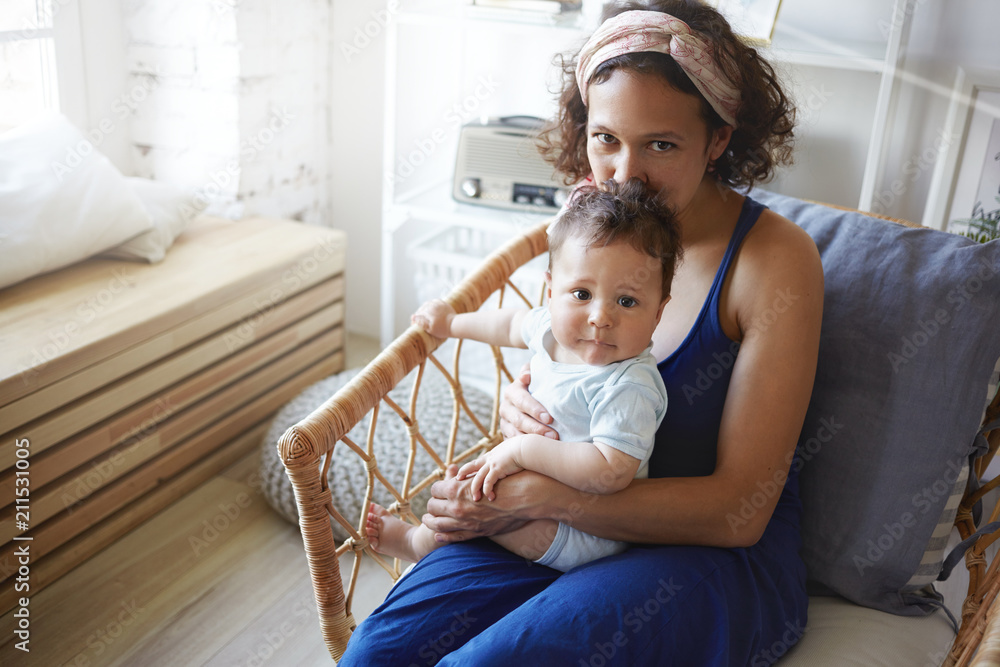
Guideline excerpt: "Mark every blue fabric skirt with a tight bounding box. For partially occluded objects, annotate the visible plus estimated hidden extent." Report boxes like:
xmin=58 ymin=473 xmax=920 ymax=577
xmin=339 ymin=507 xmax=807 ymax=667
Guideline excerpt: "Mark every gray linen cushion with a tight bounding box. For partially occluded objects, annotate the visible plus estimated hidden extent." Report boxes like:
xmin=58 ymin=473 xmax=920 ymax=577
xmin=750 ymin=188 xmax=1000 ymax=616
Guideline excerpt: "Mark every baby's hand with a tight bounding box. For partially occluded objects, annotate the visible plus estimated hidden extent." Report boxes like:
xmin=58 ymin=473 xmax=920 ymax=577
xmin=457 ymin=438 xmax=525 ymax=501
xmin=411 ymin=299 xmax=455 ymax=339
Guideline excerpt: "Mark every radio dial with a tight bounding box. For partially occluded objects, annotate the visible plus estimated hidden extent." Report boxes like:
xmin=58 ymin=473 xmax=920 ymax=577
xmin=461 ymin=178 xmax=481 ymax=199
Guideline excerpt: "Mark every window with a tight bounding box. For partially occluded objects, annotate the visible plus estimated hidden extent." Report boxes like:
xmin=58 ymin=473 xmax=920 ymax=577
xmin=0 ymin=0 xmax=85 ymax=133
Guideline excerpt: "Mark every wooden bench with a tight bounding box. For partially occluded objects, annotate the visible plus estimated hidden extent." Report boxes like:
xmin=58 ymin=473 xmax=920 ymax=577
xmin=0 ymin=216 xmax=346 ymax=613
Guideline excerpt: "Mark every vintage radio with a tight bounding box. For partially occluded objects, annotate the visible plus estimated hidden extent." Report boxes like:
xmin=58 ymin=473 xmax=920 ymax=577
xmin=452 ymin=116 xmax=570 ymax=212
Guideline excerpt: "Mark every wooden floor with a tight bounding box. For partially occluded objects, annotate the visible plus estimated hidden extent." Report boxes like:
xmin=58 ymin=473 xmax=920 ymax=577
xmin=0 ymin=333 xmax=392 ymax=666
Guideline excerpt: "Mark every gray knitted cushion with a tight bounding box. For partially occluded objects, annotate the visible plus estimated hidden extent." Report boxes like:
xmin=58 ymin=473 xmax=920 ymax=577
xmin=259 ymin=366 xmax=495 ymax=542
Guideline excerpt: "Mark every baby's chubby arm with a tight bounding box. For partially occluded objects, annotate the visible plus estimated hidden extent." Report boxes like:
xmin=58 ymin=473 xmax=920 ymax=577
xmin=411 ymin=299 xmax=529 ymax=349
xmin=458 ymin=434 xmax=641 ymax=501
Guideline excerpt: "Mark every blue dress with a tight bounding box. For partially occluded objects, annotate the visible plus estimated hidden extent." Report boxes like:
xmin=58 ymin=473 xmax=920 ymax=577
xmin=339 ymin=197 xmax=808 ymax=666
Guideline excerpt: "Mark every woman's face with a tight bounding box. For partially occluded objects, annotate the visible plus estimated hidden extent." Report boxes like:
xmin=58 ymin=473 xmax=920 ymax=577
xmin=585 ymin=69 xmax=732 ymax=216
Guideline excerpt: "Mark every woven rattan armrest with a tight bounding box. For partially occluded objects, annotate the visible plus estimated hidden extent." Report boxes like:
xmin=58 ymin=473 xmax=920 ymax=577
xmin=277 ymin=210 xmax=1000 ymax=665
xmin=277 ymin=219 xmax=549 ymax=658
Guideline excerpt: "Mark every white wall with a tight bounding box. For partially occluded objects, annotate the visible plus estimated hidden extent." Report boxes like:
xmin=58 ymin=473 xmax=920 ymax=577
xmin=122 ymin=0 xmax=331 ymax=223
xmin=73 ymin=0 xmax=1000 ymax=340
xmin=329 ymin=0 xmax=391 ymax=339
xmin=880 ymin=0 xmax=1000 ymax=224
xmin=65 ymin=0 xmax=131 ymax=172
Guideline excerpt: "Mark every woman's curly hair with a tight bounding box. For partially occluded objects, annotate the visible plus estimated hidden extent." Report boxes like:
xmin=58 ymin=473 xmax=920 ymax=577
xmin=537 ymin=0 xmax=795 ymax=191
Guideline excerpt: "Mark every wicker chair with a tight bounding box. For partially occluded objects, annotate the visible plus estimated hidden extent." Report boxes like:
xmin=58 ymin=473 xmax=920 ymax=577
xmin=277 ymin=211 xmax=1000 ymax=665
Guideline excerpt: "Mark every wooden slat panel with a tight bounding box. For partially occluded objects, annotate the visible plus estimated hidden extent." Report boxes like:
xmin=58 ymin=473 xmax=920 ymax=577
xmin=0 ymin=282 xmax=344 ymax=471
xmin=0 ymin=315 xmax=342 ymax=507
xmin=0 ymin=273 xmax=345 ymax=440
xmin=0 ymin=216 xmax=346 ymax=406
xmin=0 ymin=328 xmax=344 ymax=540
xmin=0 ymin=349 xmax=343 ymax=580
xmin=0 ymin=308 xmax=342 ymax=505
xmin=0 ymin=421 xmax=271 ymax=616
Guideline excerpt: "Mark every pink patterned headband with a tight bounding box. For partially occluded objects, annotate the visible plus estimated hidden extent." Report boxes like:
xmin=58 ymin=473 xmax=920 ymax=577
xmin=575 ymin=10 xmax=740 ymax=127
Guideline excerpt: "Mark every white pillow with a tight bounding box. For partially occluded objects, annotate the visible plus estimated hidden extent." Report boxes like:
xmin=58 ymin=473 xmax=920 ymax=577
xmin=101 ymin=178 xmax=207 ymax=263
xmin=0 ymin=113 xmax=153 ymax=289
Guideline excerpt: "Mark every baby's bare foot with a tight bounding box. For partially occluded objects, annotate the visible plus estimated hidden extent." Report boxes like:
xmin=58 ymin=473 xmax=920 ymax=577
xmin=366 ymin=503 xmax=438 ymax=563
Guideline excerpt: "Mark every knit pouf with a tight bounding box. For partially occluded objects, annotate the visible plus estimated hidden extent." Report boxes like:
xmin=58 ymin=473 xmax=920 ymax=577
xmin=259 ymin=366 xmax=495 ymax=542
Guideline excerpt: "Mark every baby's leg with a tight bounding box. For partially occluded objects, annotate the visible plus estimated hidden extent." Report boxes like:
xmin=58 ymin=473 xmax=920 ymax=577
xmin=367 ymin=503 xmax=440 ymax=563
xmin=490 ymin=519 xmax=559 ymax=561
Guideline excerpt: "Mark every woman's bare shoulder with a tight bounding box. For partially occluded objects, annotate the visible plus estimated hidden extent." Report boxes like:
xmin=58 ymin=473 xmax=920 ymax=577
xmin=740 ymin=206 xmax=822 ymax=278
xmin=726 ymin=206 xmax=824 ymax=330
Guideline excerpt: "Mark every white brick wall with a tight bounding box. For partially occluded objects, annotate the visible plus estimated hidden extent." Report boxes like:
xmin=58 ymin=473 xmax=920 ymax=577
xmin=124 ymin=0 xmax=330 ymax=224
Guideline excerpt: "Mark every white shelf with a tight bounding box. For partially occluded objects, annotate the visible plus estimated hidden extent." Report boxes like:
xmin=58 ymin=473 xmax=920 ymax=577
xmin=768 ymin=24 xmax=886 ymax=73
xmin=388 ymin=179 xmax=558 ymax=233
xmin=396 ymin=2 xmax=891 ymax=74
xmin=380 ymin=0 xmax=913 ymax=343
xmin=397 ymin=1 xmax=594 ymax=31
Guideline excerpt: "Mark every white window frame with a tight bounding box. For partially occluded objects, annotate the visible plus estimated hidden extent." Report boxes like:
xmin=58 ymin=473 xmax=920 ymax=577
xmin=0 ymin=0 xmax=88 ymax=129
xmin=51 ymin=0 xmax=87 ymax=128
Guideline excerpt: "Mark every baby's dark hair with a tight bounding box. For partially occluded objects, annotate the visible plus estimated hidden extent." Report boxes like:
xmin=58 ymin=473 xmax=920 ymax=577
xmin=538 ymin=0 xmax=795 ymax=191
xmin=548 ymin=179 xmax=682 ymax=301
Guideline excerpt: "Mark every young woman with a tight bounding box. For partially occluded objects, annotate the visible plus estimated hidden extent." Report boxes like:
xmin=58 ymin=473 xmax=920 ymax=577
xmin=340 ymin=1 xmax=823 ymax=664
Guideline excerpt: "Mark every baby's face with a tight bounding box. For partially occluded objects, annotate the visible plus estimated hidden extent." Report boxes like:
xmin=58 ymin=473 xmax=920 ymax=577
xmin=547 ymin=236 xmax=667 ymax=366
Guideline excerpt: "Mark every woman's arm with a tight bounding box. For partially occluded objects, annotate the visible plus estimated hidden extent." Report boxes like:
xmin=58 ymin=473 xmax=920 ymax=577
xmin=458 ymin=434 xmax=640 ymax=501
xmin=426 ymin=214 xmax=823 ymax=548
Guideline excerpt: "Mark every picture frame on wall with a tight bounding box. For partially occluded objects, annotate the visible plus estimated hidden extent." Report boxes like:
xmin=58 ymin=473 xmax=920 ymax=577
xmin=923 ymin=67 xmax=1000 ymax=236
xmin=704 ymin=0 xmax=783 ymax=45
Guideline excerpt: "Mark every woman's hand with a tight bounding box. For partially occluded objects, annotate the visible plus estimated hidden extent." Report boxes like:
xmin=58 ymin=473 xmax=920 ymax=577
xmin=499 ymin=365 xmax=559 ymax=440
xmin=423 ymin=464 xmax=550 ymax=543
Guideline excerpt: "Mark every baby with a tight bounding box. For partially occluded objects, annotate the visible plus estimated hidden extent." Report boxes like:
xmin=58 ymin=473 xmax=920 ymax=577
xmin=367 ymin=179 xmax=681 ymax=571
